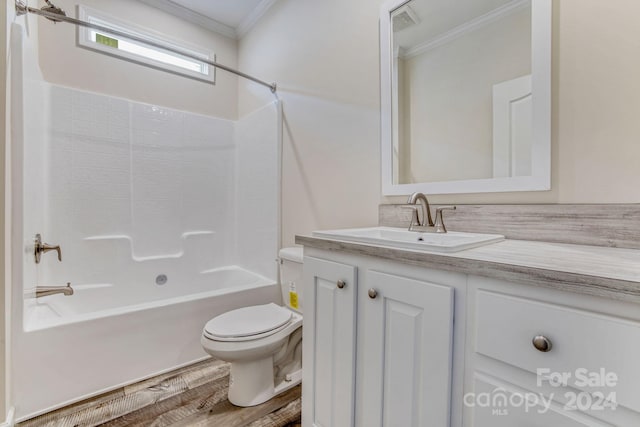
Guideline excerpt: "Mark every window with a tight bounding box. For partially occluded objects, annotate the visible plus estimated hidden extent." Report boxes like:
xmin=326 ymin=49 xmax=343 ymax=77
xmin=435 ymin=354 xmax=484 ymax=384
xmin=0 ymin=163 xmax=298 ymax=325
xmin=77 ymin=6 xmax=215 ymax=83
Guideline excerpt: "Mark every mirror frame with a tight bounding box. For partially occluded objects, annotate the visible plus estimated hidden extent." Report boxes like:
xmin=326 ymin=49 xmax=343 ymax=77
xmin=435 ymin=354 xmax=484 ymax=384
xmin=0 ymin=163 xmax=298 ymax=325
xmin=380 ymin=0 xmax=552 ymax=195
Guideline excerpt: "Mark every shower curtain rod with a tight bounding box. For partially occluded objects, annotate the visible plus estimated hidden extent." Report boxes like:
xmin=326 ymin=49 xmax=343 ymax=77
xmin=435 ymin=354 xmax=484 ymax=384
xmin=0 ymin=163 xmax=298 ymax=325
xmin=15 ymin=1 xmax=278 ymax=93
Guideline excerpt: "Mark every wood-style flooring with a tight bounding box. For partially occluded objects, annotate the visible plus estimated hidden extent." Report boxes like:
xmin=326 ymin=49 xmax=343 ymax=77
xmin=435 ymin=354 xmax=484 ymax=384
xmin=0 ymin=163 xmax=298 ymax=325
xmin=18 ymin=358 xmax=301 ymax=427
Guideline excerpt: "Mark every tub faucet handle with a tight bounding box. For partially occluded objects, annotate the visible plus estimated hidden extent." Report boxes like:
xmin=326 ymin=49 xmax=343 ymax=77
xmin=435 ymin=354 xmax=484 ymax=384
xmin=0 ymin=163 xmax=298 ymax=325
xmin=34 ymin=234 xmax=62 ymax=263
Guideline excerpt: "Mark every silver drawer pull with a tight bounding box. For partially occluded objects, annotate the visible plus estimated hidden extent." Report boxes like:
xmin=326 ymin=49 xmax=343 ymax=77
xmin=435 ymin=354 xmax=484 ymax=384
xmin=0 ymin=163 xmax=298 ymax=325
xmin=532 ymin=335 xmax=552 ymax=353
xmin=337 ymin=280 xmax=346 ymax=289
xmin=368 ymin=289 xmax=378 ymax=299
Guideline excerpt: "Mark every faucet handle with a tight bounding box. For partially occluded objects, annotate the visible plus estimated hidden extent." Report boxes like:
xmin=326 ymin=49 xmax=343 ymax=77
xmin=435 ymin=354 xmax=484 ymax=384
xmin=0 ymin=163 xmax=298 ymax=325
xmin=34 ymin=234 xmax=62 ymax=263
xmin=434 ymin=206 xmax=456 ymax=233
xmin=401 ymin=205 xmax=421 ymax=230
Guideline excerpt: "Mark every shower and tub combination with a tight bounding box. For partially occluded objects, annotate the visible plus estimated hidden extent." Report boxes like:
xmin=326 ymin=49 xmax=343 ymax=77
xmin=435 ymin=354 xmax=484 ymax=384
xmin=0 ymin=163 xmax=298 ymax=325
xmin=9 ymin=2 xmax=285 ymax=421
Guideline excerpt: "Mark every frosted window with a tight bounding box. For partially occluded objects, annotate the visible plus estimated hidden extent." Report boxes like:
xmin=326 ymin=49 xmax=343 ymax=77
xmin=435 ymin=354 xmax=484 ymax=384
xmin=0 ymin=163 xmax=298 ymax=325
xmin=78 ymin=6 xmax=215 ymax=83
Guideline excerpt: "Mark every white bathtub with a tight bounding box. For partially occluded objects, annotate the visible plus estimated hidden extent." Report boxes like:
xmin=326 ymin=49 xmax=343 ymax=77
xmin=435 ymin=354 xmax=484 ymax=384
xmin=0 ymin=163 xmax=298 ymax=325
xmin=24 ymin=266 xmax=274 ymax=330
xmin=14 ymin=267 xmax=281 ymax=420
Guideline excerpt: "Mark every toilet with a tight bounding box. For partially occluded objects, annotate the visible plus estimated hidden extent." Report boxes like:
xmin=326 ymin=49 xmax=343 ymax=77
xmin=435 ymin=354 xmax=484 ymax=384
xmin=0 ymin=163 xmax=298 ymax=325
xmin=201 ymin=247 xmax=304 ymax=407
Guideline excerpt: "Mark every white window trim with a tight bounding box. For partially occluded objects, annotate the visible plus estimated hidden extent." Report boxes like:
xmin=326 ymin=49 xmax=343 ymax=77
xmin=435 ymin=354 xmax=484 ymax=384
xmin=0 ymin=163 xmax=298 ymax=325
xmin=77 ymin=5 xmax=216 ymax=84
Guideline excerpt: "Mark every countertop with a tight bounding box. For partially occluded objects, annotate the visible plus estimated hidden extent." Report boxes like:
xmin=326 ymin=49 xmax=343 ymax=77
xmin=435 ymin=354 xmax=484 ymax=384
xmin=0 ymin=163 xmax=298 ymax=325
xmin=295 ymin=233 xmax=640 ymax=303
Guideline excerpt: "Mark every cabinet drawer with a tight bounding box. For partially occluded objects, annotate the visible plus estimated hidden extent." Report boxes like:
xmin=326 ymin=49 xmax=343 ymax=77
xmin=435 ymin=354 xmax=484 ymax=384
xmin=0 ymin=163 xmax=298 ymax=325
xmin=475 ymin=290 xmax=640 ymax=413
xmin=471 ymin=374 xmax=612 ymax=427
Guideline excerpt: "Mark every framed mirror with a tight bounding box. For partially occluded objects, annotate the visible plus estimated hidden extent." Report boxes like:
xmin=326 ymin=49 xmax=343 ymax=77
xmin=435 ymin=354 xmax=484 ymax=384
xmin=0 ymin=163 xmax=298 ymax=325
xmin=380 ymin=0 xmax=551 ymax=195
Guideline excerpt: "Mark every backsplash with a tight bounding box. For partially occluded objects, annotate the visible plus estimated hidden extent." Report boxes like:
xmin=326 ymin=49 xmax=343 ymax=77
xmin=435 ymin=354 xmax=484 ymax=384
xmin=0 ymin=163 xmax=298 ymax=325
xmin=379 ymin=204 xmax=640 ymax=249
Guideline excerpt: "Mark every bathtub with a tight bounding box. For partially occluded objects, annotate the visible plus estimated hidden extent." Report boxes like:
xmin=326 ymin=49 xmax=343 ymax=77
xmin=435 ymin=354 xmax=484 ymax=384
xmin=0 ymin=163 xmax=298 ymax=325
xmin=24 ymin=266 xmax=275 ymax=330
xmin=14 ymin=266 xmax=281 ymax=420
xmin=10 ymin=22 xmax=283 ymax=421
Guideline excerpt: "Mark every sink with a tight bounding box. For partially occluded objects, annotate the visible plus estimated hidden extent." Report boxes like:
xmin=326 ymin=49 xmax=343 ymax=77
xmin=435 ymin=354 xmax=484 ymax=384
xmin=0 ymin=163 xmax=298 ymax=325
xmin=312 ymin=227 xmax=504 ymax=253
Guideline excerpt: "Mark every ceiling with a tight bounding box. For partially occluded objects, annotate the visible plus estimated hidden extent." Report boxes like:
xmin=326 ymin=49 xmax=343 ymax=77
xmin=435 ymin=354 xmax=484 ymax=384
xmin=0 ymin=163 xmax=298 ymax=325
xmin=137 ymin=0 xmax=278 ymax=39
xmin=169 ymin=0 xmax=264 ymax=28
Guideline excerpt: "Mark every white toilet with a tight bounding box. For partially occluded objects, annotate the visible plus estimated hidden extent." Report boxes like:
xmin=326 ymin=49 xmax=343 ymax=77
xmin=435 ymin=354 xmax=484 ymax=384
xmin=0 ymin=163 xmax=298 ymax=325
xmin=201 ymin=247 xmax=304 ymax=407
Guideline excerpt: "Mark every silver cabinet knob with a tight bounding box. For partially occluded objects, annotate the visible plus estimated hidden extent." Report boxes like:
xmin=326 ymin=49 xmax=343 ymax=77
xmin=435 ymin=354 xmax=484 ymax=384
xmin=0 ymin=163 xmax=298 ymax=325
xmin=368 ymin=289 xmax=378 ymax=299
xmin=337 ymin=280 xmax=346 ymax=289
xmin=532 ymin=335 xmax=552 ymax=352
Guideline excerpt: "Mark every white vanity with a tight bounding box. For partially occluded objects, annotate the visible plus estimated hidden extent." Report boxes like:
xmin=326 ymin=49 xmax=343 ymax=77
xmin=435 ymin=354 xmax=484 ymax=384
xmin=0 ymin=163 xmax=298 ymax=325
xmin=297 ymin=231 xmax=640 ymax=427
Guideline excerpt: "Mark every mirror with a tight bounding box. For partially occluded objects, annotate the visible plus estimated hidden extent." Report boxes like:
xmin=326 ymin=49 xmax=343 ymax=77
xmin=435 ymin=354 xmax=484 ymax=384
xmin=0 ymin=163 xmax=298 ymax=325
xmin=380 ymin=0 xmax=551 ymax=195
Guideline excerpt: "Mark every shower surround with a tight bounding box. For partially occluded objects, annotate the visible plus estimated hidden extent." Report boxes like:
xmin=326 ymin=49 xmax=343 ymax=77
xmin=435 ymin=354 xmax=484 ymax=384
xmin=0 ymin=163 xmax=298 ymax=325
xmin=10 ymin=25 xmax=282 ymax=421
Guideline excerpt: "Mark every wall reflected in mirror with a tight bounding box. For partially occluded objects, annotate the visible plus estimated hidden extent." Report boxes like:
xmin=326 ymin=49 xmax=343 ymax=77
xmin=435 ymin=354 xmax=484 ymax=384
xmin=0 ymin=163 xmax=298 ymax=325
xmin=391 ymin=0 xmax=532 ymax=185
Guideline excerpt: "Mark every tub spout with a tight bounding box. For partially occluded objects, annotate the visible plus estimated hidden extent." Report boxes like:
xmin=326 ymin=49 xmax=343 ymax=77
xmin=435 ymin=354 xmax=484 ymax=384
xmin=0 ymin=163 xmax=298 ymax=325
xmin=34 ymin=283 xmax=74 ymax=298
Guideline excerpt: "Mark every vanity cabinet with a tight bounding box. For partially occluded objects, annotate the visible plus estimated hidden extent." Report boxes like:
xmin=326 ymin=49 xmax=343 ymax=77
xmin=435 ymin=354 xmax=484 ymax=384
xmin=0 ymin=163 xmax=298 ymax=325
xmin=302 ymin=249 xmax=465 ymax=427
xmin=357 ymin=270 xmax=455 ymax=427
xmin=300 ymin=242 xmax=640 ymax=427
xmin=464 ymin=276 xmax=640 ymax=427
xmin=301 ymin=256 xmax=358 ymax=427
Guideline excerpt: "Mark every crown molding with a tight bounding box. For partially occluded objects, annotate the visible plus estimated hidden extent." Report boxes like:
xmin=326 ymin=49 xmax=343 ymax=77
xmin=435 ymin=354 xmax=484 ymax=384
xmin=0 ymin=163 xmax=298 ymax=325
xmin=236 ymin=0 xmax=279 ymax=39
xmin=136 ymin=0 xmax=238 ymax=39
xmin=403 ymin=0 xmax=530 ymax=59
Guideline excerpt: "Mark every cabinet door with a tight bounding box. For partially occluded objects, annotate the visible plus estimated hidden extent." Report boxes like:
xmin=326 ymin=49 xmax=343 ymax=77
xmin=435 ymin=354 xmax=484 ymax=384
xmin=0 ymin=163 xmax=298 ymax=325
xmin=302 ymin=256 xmax=358 ymax=427
xmin=359 ymin=270 xmax=454 ymax=427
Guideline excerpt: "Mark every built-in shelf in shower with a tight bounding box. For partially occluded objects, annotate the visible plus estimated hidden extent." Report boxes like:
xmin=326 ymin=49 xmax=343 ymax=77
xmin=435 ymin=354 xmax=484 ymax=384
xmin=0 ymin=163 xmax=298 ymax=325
xmin=84 ymin=230 xmax=215 ymax=262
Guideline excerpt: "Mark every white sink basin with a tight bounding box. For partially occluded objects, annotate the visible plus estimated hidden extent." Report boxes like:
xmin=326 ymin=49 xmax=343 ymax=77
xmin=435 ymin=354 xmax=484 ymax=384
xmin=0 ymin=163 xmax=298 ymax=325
xmin=312 ymin=227 xmax=504 ymax=253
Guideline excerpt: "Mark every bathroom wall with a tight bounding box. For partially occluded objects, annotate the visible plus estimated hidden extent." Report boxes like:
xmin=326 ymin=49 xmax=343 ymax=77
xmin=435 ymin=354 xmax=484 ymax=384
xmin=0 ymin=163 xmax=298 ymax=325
xmin=40 ymin=85 xmax=280 ymax=292
xmin=235 ymin=102 xmax=281 ymax=280
xmin=37 ymin=0 xmax=238 ymax=118
xmin=238 ymin=0 xmax=640 ymax=247
xmin=238 ymin=0 xmax=382 ymax=247
xmin=42 ymin=85 xmax=238 ymax=290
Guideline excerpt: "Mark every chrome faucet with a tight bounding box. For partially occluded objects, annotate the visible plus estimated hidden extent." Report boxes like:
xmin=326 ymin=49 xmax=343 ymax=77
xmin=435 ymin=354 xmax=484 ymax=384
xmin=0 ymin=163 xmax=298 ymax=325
xmin=406 ymin=192 xmax=434 ymax=228
xmin=32 ymin=283 xmax=74 ymax=298
xmin=405 ymin=192 xmax=456 ymax=233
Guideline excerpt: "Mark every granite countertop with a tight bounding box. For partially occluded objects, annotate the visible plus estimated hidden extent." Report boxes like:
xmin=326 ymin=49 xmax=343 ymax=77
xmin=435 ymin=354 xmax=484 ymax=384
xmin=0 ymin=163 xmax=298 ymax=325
xmin=295 ymin=234 xmax=640 ymax=303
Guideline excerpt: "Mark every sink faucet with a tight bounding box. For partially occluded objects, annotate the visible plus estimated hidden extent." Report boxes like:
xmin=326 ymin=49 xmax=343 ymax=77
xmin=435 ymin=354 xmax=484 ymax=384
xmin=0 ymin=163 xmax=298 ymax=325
xmin=405 ymin=192 xmax=456 ymax=233
xmin=407 ymin=192 xmax=433 ymax=231
xmin=406 ymin=192 xmax=434 ymax=228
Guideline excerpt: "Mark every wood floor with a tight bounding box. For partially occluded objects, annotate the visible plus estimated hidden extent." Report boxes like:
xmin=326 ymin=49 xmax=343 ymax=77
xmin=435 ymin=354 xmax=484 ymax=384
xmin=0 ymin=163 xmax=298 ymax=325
xmin=18 ymin=358 xmax=301 ymax=427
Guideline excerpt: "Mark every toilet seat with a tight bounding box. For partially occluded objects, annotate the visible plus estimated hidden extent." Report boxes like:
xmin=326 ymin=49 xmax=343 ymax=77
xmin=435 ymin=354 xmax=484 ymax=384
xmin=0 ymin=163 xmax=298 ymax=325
xmin=203 ymin=303 xmax=293 ymax=342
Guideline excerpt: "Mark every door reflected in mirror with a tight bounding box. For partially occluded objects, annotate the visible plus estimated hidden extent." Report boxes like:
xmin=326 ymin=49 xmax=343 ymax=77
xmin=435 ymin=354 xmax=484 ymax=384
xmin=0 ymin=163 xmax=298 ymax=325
xmin=380 ymin=0 xmax=551 ymax=195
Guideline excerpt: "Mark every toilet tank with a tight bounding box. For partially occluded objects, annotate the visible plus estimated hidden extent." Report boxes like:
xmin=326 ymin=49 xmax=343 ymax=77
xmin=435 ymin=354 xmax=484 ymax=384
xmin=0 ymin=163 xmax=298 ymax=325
xmin=279 ymin=247 xmax=304 ymax=314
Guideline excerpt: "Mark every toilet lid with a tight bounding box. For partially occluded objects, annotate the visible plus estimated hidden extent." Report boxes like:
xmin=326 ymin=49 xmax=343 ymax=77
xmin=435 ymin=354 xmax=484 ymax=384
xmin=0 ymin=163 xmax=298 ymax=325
xmin=204 ymin=303 xmax=292 ymax=339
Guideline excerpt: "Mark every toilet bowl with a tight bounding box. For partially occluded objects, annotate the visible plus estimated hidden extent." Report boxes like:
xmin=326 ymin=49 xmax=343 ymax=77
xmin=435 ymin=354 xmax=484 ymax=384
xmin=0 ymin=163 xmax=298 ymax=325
xmin=201 ymin=247 xmax=304 ymax=407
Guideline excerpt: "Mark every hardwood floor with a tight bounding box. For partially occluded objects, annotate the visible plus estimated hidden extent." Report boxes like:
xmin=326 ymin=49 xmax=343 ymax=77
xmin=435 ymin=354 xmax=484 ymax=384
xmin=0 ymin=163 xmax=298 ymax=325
xmin=18 ymin=358 xmax=301 ymax=427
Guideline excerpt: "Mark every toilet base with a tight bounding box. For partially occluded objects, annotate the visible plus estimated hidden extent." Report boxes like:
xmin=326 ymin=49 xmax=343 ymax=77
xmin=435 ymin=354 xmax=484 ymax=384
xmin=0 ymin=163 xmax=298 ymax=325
xmin=228 ymin=358 xmax=302 ymax=407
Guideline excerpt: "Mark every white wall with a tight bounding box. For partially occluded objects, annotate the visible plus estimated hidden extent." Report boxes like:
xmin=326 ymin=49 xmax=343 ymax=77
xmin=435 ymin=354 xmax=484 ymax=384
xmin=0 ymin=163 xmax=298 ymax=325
xmin=43 ymin=85 xmax=238 ymax=289
xmin=238 ymin=0 xmax=640 ymax=248
xmin=238 ymin=0 xmax=382 ymax=247
xmin=235 ymin=102 xmax=281 ymax=280
xmin=549 ymin=0 xmax=640 ymax=204
xmin=38 ymin=0 xmax=238 ymax=119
